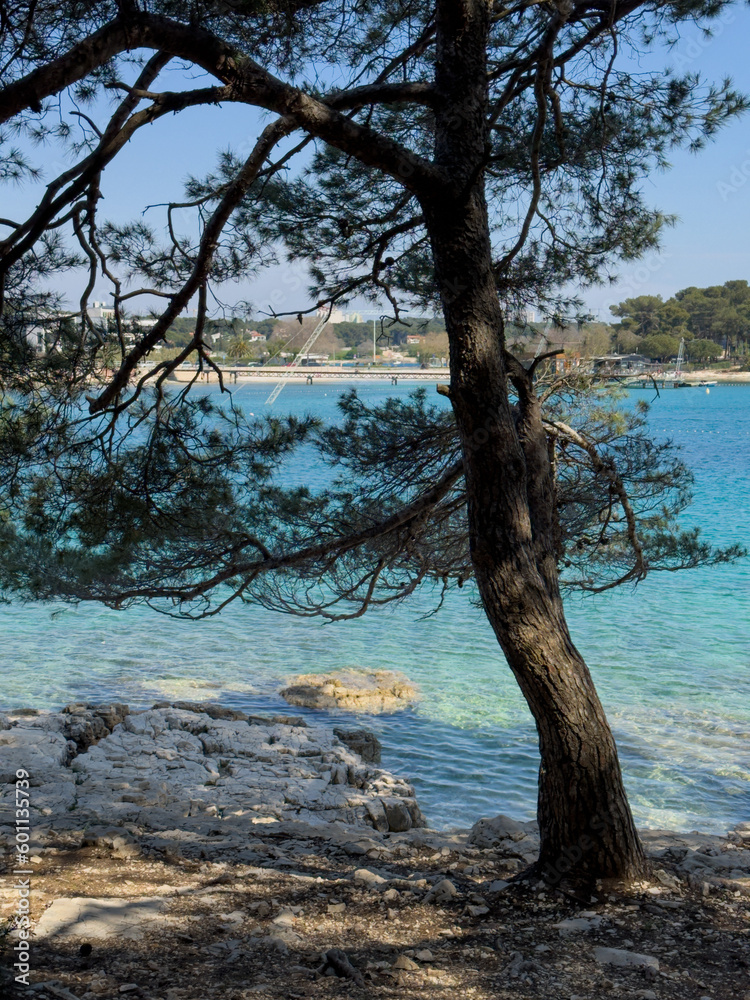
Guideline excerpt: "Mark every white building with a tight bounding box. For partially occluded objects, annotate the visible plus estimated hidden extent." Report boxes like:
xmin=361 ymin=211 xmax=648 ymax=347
xmin=24 ymin=324 xmax=48 ymax=352
xmin=316 ymin=307 xmax=363 ymax=324
xmin=87 ymin=301 xmax=115 ymax=324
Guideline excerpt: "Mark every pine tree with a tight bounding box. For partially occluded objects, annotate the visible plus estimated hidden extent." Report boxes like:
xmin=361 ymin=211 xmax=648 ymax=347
xmin=0 ymin=0 xmax=746 ymax=882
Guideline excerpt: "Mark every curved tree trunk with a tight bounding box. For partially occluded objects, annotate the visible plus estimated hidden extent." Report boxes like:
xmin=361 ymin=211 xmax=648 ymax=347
xmin=423 ymin=0 xmax=645 ymax=883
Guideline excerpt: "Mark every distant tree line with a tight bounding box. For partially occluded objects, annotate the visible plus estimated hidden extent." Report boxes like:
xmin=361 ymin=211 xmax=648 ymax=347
xmin=610 ymin=280 xmax=750 ymax=362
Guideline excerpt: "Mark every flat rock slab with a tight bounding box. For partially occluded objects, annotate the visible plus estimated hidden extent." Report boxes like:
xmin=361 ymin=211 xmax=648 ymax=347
xmin=280 ymin=669 xmax=418 ymax=713
xmin=35 ymin=896 xmax=167 ymax=941
xmin=593 ymin=946 xmax=659 ymax=971
xmin=553 ymin=916 xmax=602 ymax=934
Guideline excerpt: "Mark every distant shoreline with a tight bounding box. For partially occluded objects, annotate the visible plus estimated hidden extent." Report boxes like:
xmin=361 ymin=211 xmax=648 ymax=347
xmin=161 ymin=365 xmax=449 ymax=385
xmin=158 ymin=365 xmax=750 ymax=385
xmin=668 ymin=369 xmax=750 ymax=383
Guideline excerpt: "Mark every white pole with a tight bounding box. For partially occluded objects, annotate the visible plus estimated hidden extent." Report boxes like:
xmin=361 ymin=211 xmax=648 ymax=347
xmin=373 ymin=319 xmax=376 ymax=363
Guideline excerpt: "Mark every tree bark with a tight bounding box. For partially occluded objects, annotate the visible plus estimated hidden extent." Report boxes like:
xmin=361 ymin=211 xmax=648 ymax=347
xmin=423 ymin=0 xmax=645 ymax=882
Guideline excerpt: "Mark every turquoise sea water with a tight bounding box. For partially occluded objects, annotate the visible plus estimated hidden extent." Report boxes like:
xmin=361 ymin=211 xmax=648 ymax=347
xmin=1 ymin=381 xmax=748 ymax=834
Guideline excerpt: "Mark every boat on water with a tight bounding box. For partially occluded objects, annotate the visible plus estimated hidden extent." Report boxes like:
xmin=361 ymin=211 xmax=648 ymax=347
xmin=698 ymin=380 xmax=718 ymax=387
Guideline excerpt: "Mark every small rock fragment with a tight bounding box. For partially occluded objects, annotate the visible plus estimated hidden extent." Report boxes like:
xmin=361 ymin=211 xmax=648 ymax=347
xmin=318 ymin=949 xmax=365 ymax=986
xmin=553 ymin=916 xmax=602 ymax=934
xmin=486 ymin=879 xmax=510 ymax=893
xmin=352 ymin=867 xmax=387 ymax=887
xmin=415 ymin=949 xmax=434 ymax=961
xmin=392 ymin=955 xmax=419 ymax=971
xmin=424 ymin=878 xmax=458 ymax=903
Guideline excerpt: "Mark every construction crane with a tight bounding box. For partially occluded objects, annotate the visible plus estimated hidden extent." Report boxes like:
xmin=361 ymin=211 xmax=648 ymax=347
xmin=265 ymin=315 xmax=329 ymax=405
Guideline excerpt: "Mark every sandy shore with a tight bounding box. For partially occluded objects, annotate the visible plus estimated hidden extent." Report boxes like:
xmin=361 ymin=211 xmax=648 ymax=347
xmin=678 ymin=369 xmax=750 ymax=382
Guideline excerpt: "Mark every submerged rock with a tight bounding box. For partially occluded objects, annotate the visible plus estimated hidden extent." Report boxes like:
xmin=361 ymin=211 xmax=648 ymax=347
xmin=280 ymin=668 xmax=418 ymax=713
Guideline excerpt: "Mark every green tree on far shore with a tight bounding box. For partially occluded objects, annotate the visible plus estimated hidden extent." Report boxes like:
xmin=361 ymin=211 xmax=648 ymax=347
xmin=610 ymin=296 xmax=665 ymax=338
xmin=612 ymin=282 xmax=750 ymax=357
xmin=686 ymin=338 xmax=722 ymax=363
xmin=638 ymin=333 xmax=681 ymax=361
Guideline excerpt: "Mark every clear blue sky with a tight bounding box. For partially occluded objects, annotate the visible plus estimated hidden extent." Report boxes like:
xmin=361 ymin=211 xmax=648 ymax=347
xmin=583 ymin=5 xmax=750 ymax=320
xmin=7 ymin=8 xmax=750 ymax=322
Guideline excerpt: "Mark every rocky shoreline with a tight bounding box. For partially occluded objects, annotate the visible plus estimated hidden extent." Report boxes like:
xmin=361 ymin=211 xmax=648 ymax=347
xmin=0 ymin=702 xmax=426 ymax=858
xmin=1 ymin=702 xmax=749 ymax=1000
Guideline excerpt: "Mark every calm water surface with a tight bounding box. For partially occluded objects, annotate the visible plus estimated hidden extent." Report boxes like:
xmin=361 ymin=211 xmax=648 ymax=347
xmin=1 ymin=381 xmax=748 ymax=833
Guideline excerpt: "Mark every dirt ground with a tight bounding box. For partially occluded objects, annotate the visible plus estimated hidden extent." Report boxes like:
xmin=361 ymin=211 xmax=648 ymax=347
xmin=2 ymin=833 xmax=749 ymax=1000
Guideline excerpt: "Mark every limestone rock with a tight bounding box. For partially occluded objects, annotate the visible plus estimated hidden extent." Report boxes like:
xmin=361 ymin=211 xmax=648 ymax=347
xmin=553 ymin=916 xmax=602 ymax=934
xmin=424 ymin=878 xmax=458 ymax=903
xmin=280 ymin=669 xmax=418 ymax=714
xmin=318 ymin=949 xmax=366 ymax=986
xmin=248 ymin=714 xmax=307 ymax=728
xmin=0 ymin=703 xmax=427 ymax=850
xmin=486 ymin=880 xmax=510 ymax=893
xmin=166 ymin=701 xmax=249 ymax=722
xmin=334 ymin=728 xmax=382 ymax=763
xmin=469 ymin=813 xmax=529 ymax=846
xmin=382 ymin=797 xmax=416 ymax=832
xmin=352 ymin=867 xmax=388 ymax=887
xmin=593 ymin=947 xmax=659 ymax=971
xmin=61 ymin=702 xmax=130 ymax=753
xmin=392 ymin=955 xmax=419 ymax=971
